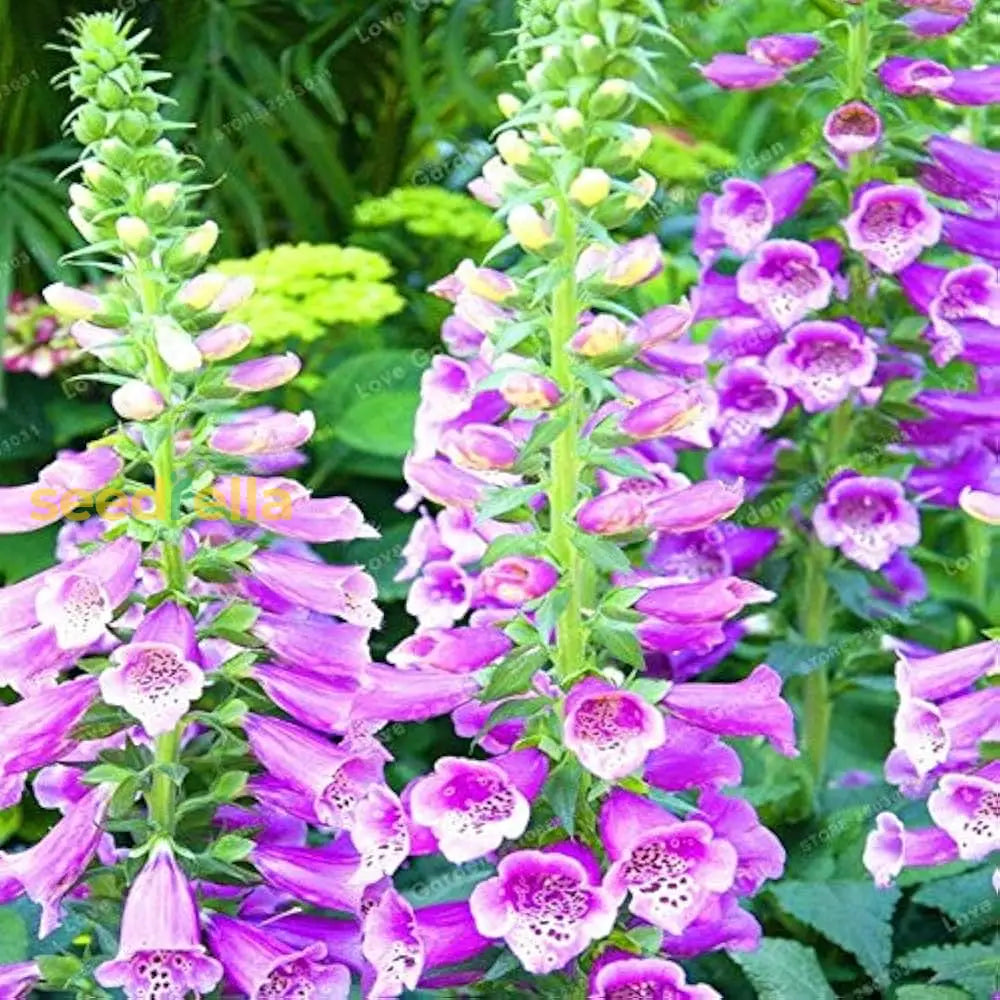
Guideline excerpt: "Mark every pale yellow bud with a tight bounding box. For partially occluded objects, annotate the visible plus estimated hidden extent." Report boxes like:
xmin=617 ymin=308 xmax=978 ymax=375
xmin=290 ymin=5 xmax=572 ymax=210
xmin=495 ymin=130 xmax=532 ymax=167
xmin=497 ymin=93 xmax=522 ymax=119
xmin=507 ymin=204 xmax=555 ymax=252
xmin=625 ymin=171 xmax=657 ymax=211
xmin=116 ymin=216 xmax=152 ymax=251
xmin=554 ymin=107 xmax=584 ymax=134
xmin=569 ymin=168 xmax=612 ymax=207
xmin=145 ymin=183 xmax=181 ymax=209
xmin=183 ymin=220 xmax=220 ymax=258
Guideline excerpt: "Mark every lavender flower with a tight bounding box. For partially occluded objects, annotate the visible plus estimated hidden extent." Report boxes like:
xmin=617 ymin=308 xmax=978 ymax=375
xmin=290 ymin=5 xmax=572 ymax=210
xmin=736 ymin=240 xmax=834 ymax=329
xmin=813 ymin=475 xmax=921 ymax=570
xmin=843 ymin=184 xmax=942 ymax=274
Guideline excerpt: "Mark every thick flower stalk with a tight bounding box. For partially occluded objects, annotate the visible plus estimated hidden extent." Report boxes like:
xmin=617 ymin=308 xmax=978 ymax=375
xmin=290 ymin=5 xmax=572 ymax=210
xmin=692 ymin=0 xmax=999 ymax=793
xmin=0 ymin=14 xmax=401 ymax=996
xmin=381 ymin=0 xmax=796 ymax=991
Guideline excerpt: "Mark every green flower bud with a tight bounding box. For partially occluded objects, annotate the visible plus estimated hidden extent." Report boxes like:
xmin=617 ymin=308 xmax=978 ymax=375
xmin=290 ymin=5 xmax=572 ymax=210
xmin=97 ymin=137 xmax=135 ymax=171
xmin=95 ymin=76 xmax=129 ymax=110
xmin=143 ymin=182 xmax=183 ymax=222
xmin=116 ymin=216 xmax=154 ymax=253
xmin=497 ymin=93 xmax=523 ymax=119
xmin=575 ymin=34 xmax=608 ymax=74
xmin=588 ymin=78 xmax=632 ymax=117
xmin=73 ymin=105 xmax=108 ymax=144
xmin=571 ymin=0 xmax=601 ymax=30
xmin=552 ymin=106 xmax=586 ymax=144
xmin=81 ymin=158 xmax=127 ymax=198
xmin=115 ymin=109 xmax=156 ymax=145
xmin=69 ymin=183 xmax=99 ymax=213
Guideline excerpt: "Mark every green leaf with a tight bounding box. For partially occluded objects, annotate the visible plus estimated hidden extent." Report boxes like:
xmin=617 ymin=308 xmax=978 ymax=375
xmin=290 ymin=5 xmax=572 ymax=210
xmin=591 ymin=616 xmax=645 ymax=669
xmin=899 ymin=941 xmax=1000 ymax=997
xmin=572 ymin=531 xmax=632 ymax=573
xmin=478 ymin=483 xmax=540 ymax=521
xmin=895 ymin=988 xmax=971 ymax=1000
xmin=208 ymin=601 xmax=260 ymax=634
xmin=544 ymin=759 xmax=582 ymax=837
xmin=330 ymin=388 xmax=419 ymax=458
xmin=913 ymin=869 xmax=999 ymax=932
xmin=730 ymin=938 xmax=836 ymax=1000
xmin=211 ymin=833 xmax=255 ymax=863
xmin=770 ymin=880 xmax=899 ymax=983
xmin=479 ymin=646 xmax=550 ymax=701
xmin=0 ymin=907 xmax=29 ymax=962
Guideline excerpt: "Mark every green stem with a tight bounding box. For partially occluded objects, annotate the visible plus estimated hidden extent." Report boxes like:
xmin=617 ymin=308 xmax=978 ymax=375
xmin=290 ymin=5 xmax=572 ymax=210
xmin=846 ymin=2 xmax=870 ymax=99
xmin=549 ymin=196 xmax=585 ymax=685
xmin=137 ymin=266 xmax=187 ymax=836
xmin=801 ymin=539 xmax=832 ymax=783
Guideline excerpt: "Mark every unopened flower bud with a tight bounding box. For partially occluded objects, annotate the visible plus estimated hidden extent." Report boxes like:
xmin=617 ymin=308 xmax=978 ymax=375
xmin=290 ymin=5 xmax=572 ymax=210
xmin=497 ymin=93 xmax=523 ymax=119
xmin=177 ymin=272 xmax=229 ymax=311
xmin=623 ymin=126 xmax=652 ymax=159
xmin=456 ymin=259 xmax=517 ymax=303
xmin=507 ymin=204 xmax=556 ymax=252
xmin=496 ymin=130 xmax=532 ymax=168
xmin=577 ymin=491 xmax=647 ymax=535
xmin=69 ymin=206 xmax=100 ymax=243
xmin=576 ymin=34 xmax=607 ymax=73
xmin=111 ymin=380 xmax=165 ymax=421
xmin=553 ymin=107 xmax=585 ymax=139
xmin=440 ymin=424 xmax=520 ymax=471
xmin=116 ymin=216 xmax=153 ymax=253
xmin=482 ymin=157 xmax=522 ymax=198
xmin=621 ymin=387 xmax=706 ymax=440
xmin=153 ymin=318 xmax=203 ymax=373
xmin=185 ymin=220 xmax=220 ymax=257
xmin=571 ymin=314 xmax=628 ymax=357
xmin=195 ymin=323 xmax=253 ymax=361
xmin=570 ymin=168 xmax=612 ymax=207
xmin=479 ymin=556 xmax=559 ymax=607
xmin=590 ymin=78 xmax=632 ymax=117
xmin=499 ymin=372 xmax=561 ymax=410
xmin=625 ymin=171 xmax=657 ymax=211
xmin=144 ymin=182 xmax=181 ymax=212
xmin=227 ymin=353 xmax=301 ymax=392
xmin=210 ymin=275 xmax=254 ymax=313
xmin=42 ymin=283 xmax=101 ymax=320
xmin=69 ymin=183 xmax=99 ymax=212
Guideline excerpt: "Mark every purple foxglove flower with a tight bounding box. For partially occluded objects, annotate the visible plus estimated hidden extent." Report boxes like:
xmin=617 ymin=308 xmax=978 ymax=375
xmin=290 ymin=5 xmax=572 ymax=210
xmin=350 ymin=785 xmax=410 ymax=885
xmin=406 ymin=560 xmax=472 ymax=627
xmin=896 ymin=640 xmax=999 ymax=702
xmin=664 ymin=664 xmax=798 ymax=757
xmin=590 ymin=956 xmax=721 ymax=1000
xmin=562 ymin=677 xmax=666 ymax=780
xmin=766 ymin=320 xmax=878 ymax=413
xmin=440 ymin=424 xmax=520 ymax=471
xmin=636 ymin=576 xmax=774 ymax=625
xmin=95 ymin=842 xmax=223 ymax=997
xmin=941 ymin=211 xmax=1000 ymax=265
xmin=351 ymin=664 xmax=479 ymax=724
xmin=715 ymin=359 xmax=788 ymax=442
xmin=0 ymin=446 xmax=121 ymax=534
xmin=644 ymin=719 xmax=742 ymax=792
xmin=251 ymin=612 xmax=371 ymax=671
xmin=961 ymin=486 xmax=1000 ymax=524
xmin=576 ymin=490 xmax=648 ymax=535
xmin=195 ymin=322 xmax=253 ymax=360
xmin=470 ymin=848 xmax=617 ymax=974
xmin=693 ymin=789 xmax=785 ymax=894
xmin=0 ymin=784 xmax=110 ymax=936
xmin=659 ymin=893 xmax=763 ymax=956
xmin=571 ymin=314 xmax=628 ymax=356
xmin=209 ymin=409 xmax=315 ymax=456
xmin=704 ymin=164 xmax=817 ymax=266
xmin=926 ymin=134 xmax=1000 ymax=203
xmin=813 ymin=475 xmax=920 ymax=570
xmin=620 ymin=385 xmax=709 ymax=441
xmin=227 ymin=352 xmax=302 ymax=392
xmin=215 ymin=475 xmax=378 ymax=543
xmin=0 ymin=962 xmax=40 ymax=999
xmin=746 ymin=33 xmax=820 ymax=67
xmin=579 ymin=235 xmax=664 ymax=289
xmin=824 ymin=101 xmax=883 ymax=157
xmin=709 ymin=315 xmax=784 ymax=364
xmin=843 ymin=184 xmax=942 ymax=274
xmin=250 ymin=838 xmax=371 ymax=913
xmin=699 ymin=53 xmax=786 ymax=91
xmin=879 ymin=56 xmax=955 ymax=95
xmin=927 ymin=768 xmax=1000 ymax=861
xmin=361 ymin=888 xmax=424 ymax=997
xmin=478 ymin=556 xmax=559 ymax=607
xmin=247 ymin=551 xmax=381 ymax=628
xmin=410 ymin=749 xmax=546 ymax=863
xmin=403 ymin=455 xmax=486 ymax=509
xmin=864 ymin=813 xmax=959 ymax=887
xmin=244 ymin=713 xmax=386 ymax=829
xmin=600 ymin=789 xmax=737 ymax=934
xmin=499 ymin=371 xmax=560 ymax=409
xmin=0 ymin=676 xmax=102 ymax=802
xmin=900 ymin=7 xmax=969 ymax=35
xmin=99 ymin=601 xmax=205 ymax=737
xmin=388 ymin=625 xmax=511 ymax=673
xmin=204 ymin=912 xmax=350 ymax=999
xmin=646 ymin=479 xmax=745 ymax=533
xmin=736 ymin=239 xmax=833 ymax=330
xmin=252 ymin=661 xmax=364 ymax=734
xmin=111 ymin=380 xmax=165 ymax=421
xmin=631 ymin=300 xmax=695 ymax=347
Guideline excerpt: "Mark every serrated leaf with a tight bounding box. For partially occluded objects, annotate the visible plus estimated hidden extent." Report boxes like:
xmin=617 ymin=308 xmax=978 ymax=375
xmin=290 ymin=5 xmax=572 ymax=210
xmin=544 ymin=759 xmax=581 ymax=837
xmin=895 ymin=987 xmax=971 ymax=1000
xmin=478 ymin=484 xmax=540 ymax=521
xmin=900 ymin=940 xmax=1000 ymax=996
xmin=591 ymin=616 xmax=645 ymax=669
xmin=770 ymin=880 xmax=899 ymax=983
xmin=0 ymin=907 xmax=29 ymax=962
xmin=913 ymin=869 xmax=999 ymax=931
xmin=572 ymin=531 xmax=632 ymax=573
xmin=730 ymin=938 xmax=836 ymax=1000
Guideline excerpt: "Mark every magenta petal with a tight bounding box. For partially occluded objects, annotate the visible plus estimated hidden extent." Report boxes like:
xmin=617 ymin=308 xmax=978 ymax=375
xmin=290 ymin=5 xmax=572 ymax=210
xmin=699 ymin=53 xmax=786 ymax=90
